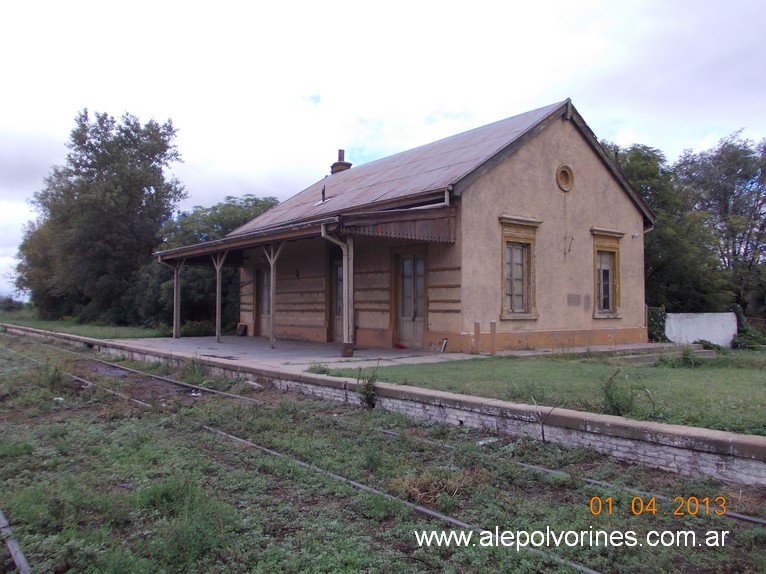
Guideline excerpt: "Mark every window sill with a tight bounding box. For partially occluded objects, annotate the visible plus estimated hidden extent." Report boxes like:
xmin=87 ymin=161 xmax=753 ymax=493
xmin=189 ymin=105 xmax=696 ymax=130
xmin=594 ymin=311 xmax=621 ymax=320
xmin=501 ymin=312 xmax=538 ymax=321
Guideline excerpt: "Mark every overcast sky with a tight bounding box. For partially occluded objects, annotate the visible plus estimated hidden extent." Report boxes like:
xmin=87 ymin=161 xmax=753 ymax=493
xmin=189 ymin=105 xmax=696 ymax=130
xmin=2 ymin=0 xmax=765 ymax=298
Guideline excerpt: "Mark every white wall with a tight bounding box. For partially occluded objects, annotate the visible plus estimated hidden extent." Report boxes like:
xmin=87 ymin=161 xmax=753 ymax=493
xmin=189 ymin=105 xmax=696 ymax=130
xmin=665 ymin=313 xmax=737 ymax=347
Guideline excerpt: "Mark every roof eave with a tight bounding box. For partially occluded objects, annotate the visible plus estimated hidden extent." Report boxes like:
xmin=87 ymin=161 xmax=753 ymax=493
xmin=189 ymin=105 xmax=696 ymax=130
xmin=566 ymin=108 xmax=657 ymax=229
xmin=224 ymin=187 xmax=451 ymax=239
xmin=153 ymin=216 xmax=340 ymax=262
xmin=451 ymin=100 xmax=572 ymax=196
xmin=451 ymin=99 xmax=657 ymax=229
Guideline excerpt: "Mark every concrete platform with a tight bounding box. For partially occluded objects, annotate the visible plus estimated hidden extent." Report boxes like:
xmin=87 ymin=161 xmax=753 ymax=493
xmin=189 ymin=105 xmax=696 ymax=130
xmin=98 ymin=335 xmax=686 ymax=373
xmin=5 ymin=324 xmax=763 ymax=486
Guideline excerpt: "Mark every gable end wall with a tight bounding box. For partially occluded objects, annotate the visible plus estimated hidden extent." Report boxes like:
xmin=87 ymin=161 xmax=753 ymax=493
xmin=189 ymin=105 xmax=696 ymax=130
xmin=457 ymin=116 xmax=647 ymax=350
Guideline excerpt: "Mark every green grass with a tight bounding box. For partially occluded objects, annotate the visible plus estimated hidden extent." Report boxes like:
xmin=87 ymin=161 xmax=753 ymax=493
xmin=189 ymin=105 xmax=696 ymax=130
xmin=331 ymin=351 xmax=766 ymax=435
xmin=2 ymin=335 xmax=765 ymax=573
xmin=0 ymin=307 xmax=165 ymax=339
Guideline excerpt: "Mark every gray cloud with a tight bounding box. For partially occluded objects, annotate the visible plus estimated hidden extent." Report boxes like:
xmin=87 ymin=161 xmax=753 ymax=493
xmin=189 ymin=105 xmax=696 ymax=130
xmin=1 ymin=0 xmax=765 ymax=303
xmin=0 ymin=132 xmax=66 ymax=201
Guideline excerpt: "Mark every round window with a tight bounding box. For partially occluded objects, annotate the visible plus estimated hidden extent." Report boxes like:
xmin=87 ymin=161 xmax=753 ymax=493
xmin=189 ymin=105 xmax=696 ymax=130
xmin=557 ymin=165 xmax=574 ymax=192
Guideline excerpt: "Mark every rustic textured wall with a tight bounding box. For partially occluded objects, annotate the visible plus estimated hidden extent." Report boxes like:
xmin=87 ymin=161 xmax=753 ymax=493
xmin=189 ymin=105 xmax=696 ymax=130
xmin=265 ymin=373 xmax=765 ymax=487
xmin=238 ymin=261 xmax=255 ymax=335
xmin=459 ymin=117 xmax=648 ymax=350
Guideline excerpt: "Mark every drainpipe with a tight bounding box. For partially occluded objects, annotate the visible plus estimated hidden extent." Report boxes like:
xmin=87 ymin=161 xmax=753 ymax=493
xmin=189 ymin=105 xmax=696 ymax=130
xmin=321 ymin=224 xmax=354 ymax=357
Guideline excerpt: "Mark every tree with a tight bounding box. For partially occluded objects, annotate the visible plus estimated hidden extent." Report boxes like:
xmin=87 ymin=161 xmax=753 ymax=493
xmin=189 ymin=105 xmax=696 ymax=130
xmin=673 ymin=132 xmax=766 ymax=314
xmin=160 ymin=195 xmax=279 ymax=249
xmin=15 ymin=110 xmax=186 ymax=322
xmin=605 ymin=142 xmax=734 ymax=312
xmin=128 ymin=194 xmax=279 ymax=328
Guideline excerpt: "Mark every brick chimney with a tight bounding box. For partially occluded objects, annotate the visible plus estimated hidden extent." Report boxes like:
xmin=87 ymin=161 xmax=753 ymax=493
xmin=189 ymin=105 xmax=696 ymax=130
xmin=330 ymin=149 xmax=352 ymax=174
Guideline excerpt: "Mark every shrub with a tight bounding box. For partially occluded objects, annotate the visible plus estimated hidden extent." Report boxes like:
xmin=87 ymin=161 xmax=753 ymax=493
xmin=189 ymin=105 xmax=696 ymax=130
xmin=357 ymin=370 xmax=377 ymax=409
xmin=731 ymin=304 xmax=766 ymax=349
xmin=181 ymin=358 xmax=210 ymax=386
xmin=654 ymin=347 xmax=700 ymax=368
xmin=356 ymin=363 xmax=379 ymax=409
xmin=647 ymin=307 xmax=669 ymax=342
xmin=0 ymin=296 xmax=24 ymax=312
xmin=602 ymin=368 xmax=634 ymax=416
xmin=181 ymin=320 xmax=215 ymax=337
xmin=694 ymin=339 xmax=722 ymax=351
xmin=153 ymin=322 xmax=173 ymax=337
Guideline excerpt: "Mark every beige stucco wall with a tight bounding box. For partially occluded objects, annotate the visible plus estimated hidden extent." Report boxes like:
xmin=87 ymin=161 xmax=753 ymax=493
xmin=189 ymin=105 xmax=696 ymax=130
xmin=239 ymin=240 xmax=329 ymax=342
xmin=458 ymin=117 xmax=647 ymax=350
xmin=353 ymin=235 xmax=392 ymax=347
xmin=353 ymin=235 xmax=462 ymax=349
xmin=238 ymin=117 xmax=647 ymax=351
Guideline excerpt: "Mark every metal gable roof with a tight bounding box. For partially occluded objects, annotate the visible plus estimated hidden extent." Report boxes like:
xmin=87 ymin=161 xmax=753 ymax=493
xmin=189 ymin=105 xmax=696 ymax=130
xmin=228 ymin=100 xmax=569 ymax=237
xmin=155 ymin=99 xmax=655 ymax=263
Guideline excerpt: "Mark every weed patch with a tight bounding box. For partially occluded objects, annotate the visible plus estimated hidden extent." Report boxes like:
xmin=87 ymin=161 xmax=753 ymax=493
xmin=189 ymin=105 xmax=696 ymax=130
xmin=1 ymin=336 xmax=765 ymax=574
xmin=180 ymin=358 xmax=210 ymax=386
xmin=602 ymin=368 xmax=635 ymax=415
xmin=357 ymin=367 xmax=378 ymax=409
xmin=388 ymin=466 xmax=491 ymax=506
xmin=307 ymin=363 xmax=330 ymax=374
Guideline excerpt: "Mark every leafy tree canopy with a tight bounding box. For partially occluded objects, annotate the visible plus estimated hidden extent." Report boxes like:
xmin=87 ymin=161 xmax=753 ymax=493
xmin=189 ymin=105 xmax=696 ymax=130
xmin=605 ymin=142 xmax=736 ymax=312
xmin=130 ymin=195 xmax=278 ymax=329
xmin=16 ymin=110 xmax=186 ymax=322
xmin=673 ymin=132 xmax=766 ymax=312
xmin=160 ymin=194 xmax=278 ymax=249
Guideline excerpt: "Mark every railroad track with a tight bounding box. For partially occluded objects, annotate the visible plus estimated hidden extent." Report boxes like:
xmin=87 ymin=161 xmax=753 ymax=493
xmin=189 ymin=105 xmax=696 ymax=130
xmin=0 ymin=335 xmax=605 ymax=574
xmin=2 ymin=332 xmax=765 ymax=531
xmin=0 ymin=335 xmax=267 ymax=409
xmin=2 ymin=331 xmax=765 ymax=574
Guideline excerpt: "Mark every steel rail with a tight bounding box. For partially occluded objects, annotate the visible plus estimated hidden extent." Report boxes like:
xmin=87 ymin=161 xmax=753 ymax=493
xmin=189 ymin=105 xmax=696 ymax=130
xmin=203 ymin=425 xmax=604 ymax=574
xmin=0 ymin=508 xmax=31 ymax=574
xmin=3 ymin=333 xmax=765 ymax=530
xmin=2 ymin=337 xmax=265 ymax=405
xmin=0 ymin=338 xmax=604 ymax=574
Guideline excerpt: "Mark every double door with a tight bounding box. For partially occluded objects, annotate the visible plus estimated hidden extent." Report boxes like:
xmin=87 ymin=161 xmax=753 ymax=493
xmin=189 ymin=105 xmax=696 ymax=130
xmin=397 ymin=254 xmax=424 ymax=349
xmin=329 ymin=251 xmax=425 ymax=348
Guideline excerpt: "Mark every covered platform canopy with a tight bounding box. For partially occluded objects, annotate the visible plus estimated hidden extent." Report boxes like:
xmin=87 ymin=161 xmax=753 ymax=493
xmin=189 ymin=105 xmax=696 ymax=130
xmin=154 ymin=200 xmax=457 ymax=352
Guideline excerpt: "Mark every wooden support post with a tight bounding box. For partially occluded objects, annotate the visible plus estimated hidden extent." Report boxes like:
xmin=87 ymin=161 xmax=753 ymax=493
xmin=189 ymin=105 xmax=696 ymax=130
xmin=262 ymin=243 xmax=284 ymax=349
xmin=171 ymin=259 xmax=186 ymax=338
xmin=212 ymin=251 xmax=229 ymax=344
xmin=489 ymin=321 xmax=497 ymax=355
xmin=473 ymin=321 xmax=481 ymax=354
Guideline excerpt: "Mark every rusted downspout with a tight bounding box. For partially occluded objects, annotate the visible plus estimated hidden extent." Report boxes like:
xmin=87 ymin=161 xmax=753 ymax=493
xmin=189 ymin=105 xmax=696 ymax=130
xmin=321 ymin=224 xmax=354 ymax=357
